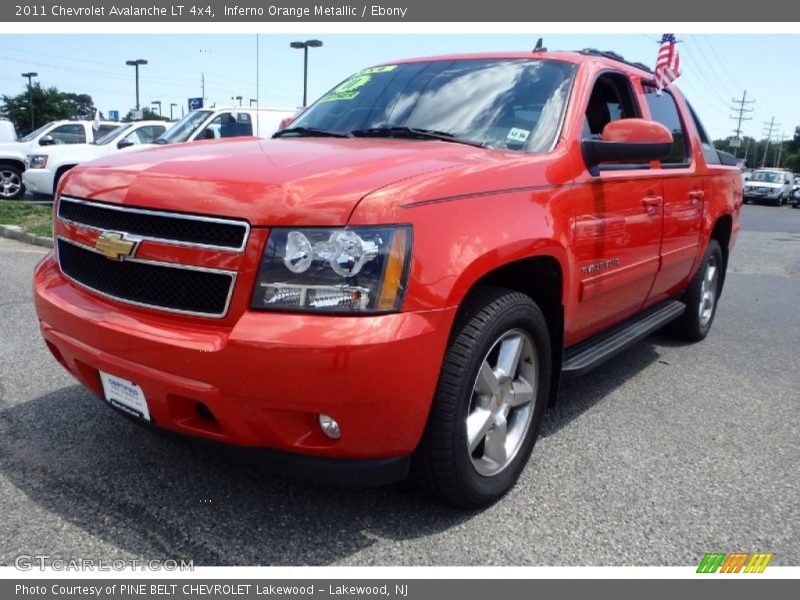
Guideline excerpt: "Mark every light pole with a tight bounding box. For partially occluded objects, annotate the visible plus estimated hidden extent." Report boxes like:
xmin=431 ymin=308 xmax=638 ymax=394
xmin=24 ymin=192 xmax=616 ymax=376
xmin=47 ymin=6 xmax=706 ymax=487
xmin=21 ymin=72 xmax=37 ymax=131
xmin=151 ymin=100 xmax=161 ymax=117
xmin=289 ymin=39 xmax=322 ymax=107
xmin=169 ymin=103 xmax=177 ymax=120
xmin=249 ymin=98 xmax=257 ymax=107
xmin=232 ymin=95 xmax=243 ymax=107
xmin=125 ymin=59 xmax=148 ymax=112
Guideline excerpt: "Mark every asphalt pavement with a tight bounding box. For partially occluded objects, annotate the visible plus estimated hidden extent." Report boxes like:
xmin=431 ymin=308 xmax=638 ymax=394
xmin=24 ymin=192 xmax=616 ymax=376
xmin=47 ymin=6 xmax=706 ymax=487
xmin=0 ymin=203 xmax=798 ymax=566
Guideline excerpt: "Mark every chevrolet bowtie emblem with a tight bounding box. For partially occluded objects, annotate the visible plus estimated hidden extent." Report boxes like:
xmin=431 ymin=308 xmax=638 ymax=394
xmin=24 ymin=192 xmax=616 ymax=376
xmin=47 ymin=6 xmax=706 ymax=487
xmin=95 ymin=232 xmax=137 ymax=261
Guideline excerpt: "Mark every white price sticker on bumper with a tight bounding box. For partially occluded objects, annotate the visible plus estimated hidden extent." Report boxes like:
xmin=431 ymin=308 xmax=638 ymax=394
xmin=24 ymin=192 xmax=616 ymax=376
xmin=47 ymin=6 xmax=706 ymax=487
xmin=99 ymin=372 xmax=151 ymax=421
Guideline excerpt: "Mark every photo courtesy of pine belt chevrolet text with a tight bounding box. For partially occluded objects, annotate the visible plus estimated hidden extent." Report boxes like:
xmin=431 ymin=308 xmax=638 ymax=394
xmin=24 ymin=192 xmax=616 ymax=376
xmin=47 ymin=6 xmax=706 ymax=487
xmin=33 ymin=49 xmax=742 ymax=507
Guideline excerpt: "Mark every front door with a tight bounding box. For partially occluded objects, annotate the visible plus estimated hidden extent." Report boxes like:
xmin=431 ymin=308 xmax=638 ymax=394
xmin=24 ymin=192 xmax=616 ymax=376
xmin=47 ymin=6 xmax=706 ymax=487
xmin=568 ymin=72 xmax=663 ymax=343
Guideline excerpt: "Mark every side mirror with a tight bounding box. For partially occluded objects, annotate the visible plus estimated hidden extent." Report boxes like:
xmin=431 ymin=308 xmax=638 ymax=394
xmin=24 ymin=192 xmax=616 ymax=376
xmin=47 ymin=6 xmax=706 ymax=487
xmin=582 ymin=118 xmax=673 ymax=176
xmin=39 ymin=135 xmax=55 ymax=146
xmin=117 ymin=139 xmax=134 ymax=149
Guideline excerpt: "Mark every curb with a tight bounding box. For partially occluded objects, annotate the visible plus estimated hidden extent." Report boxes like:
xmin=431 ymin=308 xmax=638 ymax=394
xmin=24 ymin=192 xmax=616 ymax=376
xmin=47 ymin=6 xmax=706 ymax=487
xmin=0 ymin=224 xmax=53 ymax=248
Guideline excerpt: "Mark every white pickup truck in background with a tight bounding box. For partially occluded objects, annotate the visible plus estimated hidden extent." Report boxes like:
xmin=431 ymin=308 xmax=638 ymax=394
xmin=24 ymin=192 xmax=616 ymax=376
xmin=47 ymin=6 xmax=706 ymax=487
xmin=153 ymin=107 xmax=296 ymax=145
xmin=0 ymin=119 xmax=118 ymax=199
xmin=23 ymin=120 xmax=170 ymax=197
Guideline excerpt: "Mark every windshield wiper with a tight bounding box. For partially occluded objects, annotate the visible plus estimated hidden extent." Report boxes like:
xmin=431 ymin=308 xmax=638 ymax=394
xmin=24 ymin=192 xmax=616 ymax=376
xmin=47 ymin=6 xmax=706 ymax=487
xmin=349 ymin=126 xmax=486 ymax=148
xmin=273 ymin=127 xmax=351 ymax=139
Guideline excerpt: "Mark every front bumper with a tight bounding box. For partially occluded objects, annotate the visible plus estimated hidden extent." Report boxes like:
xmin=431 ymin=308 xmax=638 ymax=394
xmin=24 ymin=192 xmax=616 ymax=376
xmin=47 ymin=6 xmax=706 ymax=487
xmin=35 ymin=252 xmax=455 ymax=475
xmin=22 ymin=168 xmax=54 ymax=195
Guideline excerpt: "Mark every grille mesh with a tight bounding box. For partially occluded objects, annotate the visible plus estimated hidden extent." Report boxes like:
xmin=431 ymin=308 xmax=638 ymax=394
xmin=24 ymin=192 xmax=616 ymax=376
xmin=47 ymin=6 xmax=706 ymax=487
xmin=57 ymin=239 xmax=234 ymax=316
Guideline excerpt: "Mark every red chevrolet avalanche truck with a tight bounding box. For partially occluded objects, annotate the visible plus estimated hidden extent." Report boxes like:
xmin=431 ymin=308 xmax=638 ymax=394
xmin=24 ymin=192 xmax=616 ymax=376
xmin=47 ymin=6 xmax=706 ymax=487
xmin=34 ymin=50 xmax=742 ymax=507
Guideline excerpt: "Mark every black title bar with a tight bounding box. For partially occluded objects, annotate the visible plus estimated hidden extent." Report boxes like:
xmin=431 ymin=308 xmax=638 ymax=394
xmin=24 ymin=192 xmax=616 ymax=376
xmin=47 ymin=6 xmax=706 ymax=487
xmin=3 ymin=0 xmax=800 ymax=22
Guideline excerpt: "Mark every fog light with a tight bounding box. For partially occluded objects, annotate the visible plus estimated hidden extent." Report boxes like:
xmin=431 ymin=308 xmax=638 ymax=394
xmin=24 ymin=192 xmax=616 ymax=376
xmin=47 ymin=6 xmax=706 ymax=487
xmin=318 ymin=413 xmax=341 ymax=440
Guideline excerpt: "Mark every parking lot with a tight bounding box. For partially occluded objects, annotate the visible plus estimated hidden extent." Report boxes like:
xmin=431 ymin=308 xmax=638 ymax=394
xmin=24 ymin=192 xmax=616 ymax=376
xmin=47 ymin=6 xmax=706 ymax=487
xmin=0 ymin=203 xmax=798 ymax=566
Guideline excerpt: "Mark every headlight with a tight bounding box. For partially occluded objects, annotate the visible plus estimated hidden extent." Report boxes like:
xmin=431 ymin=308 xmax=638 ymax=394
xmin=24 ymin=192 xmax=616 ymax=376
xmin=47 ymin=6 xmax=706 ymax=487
xmin=251 ymin=226 xmax=412 ymax=313
xmin=27 ymin=155 xmax=48 ymax=169
xmin=769 ymin=188 xmax=781 ymax=196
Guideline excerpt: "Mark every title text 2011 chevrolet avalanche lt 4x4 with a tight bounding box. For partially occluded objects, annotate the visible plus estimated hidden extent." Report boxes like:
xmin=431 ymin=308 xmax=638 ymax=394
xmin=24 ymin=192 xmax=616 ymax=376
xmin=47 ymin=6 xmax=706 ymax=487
xmin=34 ymin=50 xmax=742 ymax=507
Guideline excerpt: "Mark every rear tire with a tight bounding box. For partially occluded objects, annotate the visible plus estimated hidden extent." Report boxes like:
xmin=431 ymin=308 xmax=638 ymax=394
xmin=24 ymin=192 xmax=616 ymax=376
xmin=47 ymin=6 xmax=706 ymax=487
xmin=412 ymin=286 xmax=551 ymax=508
xmin=668 ymin=240 xmax=723 ymax=342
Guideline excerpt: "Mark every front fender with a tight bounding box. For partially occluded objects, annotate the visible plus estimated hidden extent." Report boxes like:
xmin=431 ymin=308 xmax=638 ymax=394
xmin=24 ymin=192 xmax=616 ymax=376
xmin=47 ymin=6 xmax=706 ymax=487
xmin=359 ymin=186 xmax=573 ymax=312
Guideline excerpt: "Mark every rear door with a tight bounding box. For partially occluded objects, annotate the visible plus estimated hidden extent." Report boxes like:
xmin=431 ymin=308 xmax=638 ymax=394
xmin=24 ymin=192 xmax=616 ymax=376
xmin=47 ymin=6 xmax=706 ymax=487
xmin=641 ymin=85 xmax=704 ymax=301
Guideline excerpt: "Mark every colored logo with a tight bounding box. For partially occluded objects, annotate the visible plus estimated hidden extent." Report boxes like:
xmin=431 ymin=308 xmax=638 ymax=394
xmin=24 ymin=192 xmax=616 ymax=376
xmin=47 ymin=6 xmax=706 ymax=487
xmin=95 ymin=232 xmax=137 ymax=261
xmin=697 ymin=552 xmax=774 ymax=573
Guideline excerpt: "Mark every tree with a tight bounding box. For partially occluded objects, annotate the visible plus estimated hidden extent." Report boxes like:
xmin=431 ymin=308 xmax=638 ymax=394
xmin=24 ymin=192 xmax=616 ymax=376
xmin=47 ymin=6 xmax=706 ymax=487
xmin=0 ymin=83 xmax=98 ymax=135
xmin=123 ymin=107 xmax=166 ymax=122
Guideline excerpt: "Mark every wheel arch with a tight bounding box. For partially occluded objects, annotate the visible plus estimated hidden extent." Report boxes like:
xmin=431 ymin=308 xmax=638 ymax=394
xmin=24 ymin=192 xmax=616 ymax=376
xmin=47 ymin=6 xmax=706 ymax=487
xmin=451 ymin=254 xmax=566 ymax=407
xmin=709 ymin=213 xmax=733 ymax=296
xmin=54 ymin=164 xmax=78 ymax=195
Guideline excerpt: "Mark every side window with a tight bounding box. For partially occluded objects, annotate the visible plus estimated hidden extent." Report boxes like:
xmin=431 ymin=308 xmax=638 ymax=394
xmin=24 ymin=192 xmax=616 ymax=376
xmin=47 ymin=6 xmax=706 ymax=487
xmin=140 ymin=125 xmax=166 ymax=142
xmin=49 ymin=124 xmax=86 ymax=144
xmin=124 ymin=126 xmax=164 ymax=145
xmin=583 ymin=73 xmax=640 ymax=140
xmin=643 ymin=86 xmax=689 ymax=166
xmin=198 ymin=113 xmax=253 ymax=140
xmin=221 ymin=113 xmax=252 ymax=138
xmin=686 ymin=102 xmax=720 ymax=165
xmin=94 ymin=124 xmax=117 ymax=138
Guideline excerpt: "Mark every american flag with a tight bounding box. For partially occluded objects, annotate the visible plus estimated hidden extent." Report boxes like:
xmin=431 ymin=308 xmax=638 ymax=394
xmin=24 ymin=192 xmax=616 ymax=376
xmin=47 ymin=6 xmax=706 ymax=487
xmin=654 ymin=33 xmax=681 ymax=94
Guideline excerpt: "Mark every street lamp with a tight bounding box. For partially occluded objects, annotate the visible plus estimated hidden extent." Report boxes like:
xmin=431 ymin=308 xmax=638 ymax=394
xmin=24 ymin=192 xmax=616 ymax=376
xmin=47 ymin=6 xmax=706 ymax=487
xmin=289 ymin=39 xmax=323 ymax=107
xmin=125 ymin=59 xmax=148 ymax=112
xmin=249 ymin=98 xmax=257 ymax=107
xmin=169 ymin=103 xmax=177 ymax=120
xmin=21 ymin=72 xmax=37 ymax=131
xmin=231 ymin=95 xmax=243 ymax=107
xmin=151 ymin=100 xmax=161 ymax=117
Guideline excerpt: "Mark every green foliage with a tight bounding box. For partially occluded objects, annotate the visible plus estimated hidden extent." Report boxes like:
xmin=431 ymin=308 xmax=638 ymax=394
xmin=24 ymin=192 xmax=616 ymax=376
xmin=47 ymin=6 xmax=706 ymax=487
xmin=0 ymin=83 xmax=98 ymax=135
xmin=714 ymin=131 xmax=799 ymax=171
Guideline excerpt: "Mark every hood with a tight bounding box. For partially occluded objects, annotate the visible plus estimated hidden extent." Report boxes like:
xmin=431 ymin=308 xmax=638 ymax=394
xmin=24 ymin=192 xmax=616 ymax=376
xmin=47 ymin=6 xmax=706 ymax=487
xmin=744 ymin=180 xmax=782 ymax=188
xmin=61 ymin=137 xmax=494 ymax=226
xmin=0 ymin=141 xmax=29 ymax=157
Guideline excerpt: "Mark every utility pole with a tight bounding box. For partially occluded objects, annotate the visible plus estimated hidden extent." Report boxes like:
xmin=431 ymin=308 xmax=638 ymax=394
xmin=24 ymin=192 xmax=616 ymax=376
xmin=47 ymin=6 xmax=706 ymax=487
xmin=21 ymin=72 xmax=38 ymax=131
xmin=760 ymin=117 xmax=779 ymax=168
xmin=201 ymin=73 xmax=205 ymax=105
xmin=125 ymin=59 xmax=148 ymax=112
xmin=775 ymin=133 xmax=787 ymax=168
xmin=729 ymin=90 xmax=754 ymax=157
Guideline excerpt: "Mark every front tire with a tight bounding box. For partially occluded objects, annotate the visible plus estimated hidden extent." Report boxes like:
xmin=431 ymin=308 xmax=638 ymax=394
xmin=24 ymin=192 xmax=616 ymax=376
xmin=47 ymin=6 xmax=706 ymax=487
xmin=669 ymin=240 xmax=723 ymax=341
xmin=0 ymin=164 xmax=24 ymax=200
xmin=413 ymin=287 xmax=551 ymax=508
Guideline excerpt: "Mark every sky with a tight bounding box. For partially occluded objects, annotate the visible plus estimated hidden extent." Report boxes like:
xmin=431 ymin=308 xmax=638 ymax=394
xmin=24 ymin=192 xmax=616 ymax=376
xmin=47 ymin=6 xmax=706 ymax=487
xmin=0 ymin=33 xmax=798 ymax=141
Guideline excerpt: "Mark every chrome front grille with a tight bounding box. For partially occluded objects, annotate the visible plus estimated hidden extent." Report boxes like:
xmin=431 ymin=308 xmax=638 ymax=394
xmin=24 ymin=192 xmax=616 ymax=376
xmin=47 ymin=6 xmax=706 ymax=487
xmin=58 ymin=196 xmax=250 ymax=251
xmin=56 ymin=197 xmax=248 ymax=318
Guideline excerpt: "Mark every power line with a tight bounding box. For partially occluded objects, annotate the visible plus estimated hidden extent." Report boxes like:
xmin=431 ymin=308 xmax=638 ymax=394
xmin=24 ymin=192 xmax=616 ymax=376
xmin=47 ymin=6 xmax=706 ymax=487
xmin=681 ymin=37 xmax=736 ymax=105
xmin=700 ymin=35 xmax=744 ymax=93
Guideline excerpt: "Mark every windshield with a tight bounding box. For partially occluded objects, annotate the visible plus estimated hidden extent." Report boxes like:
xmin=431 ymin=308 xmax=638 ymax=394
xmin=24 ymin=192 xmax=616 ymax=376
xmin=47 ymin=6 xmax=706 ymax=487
xmin=156 ymin=110 xmax=212 ymax=143
xmin=288 ymin=58 xmax=576 ymax=152
xmin=18 ymin=122 xmax=55 ymax=143
xmin=751 ymin=171 xmax=782 ymax=183
xmin=92 ymin=124 xmax=129 ymax=145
